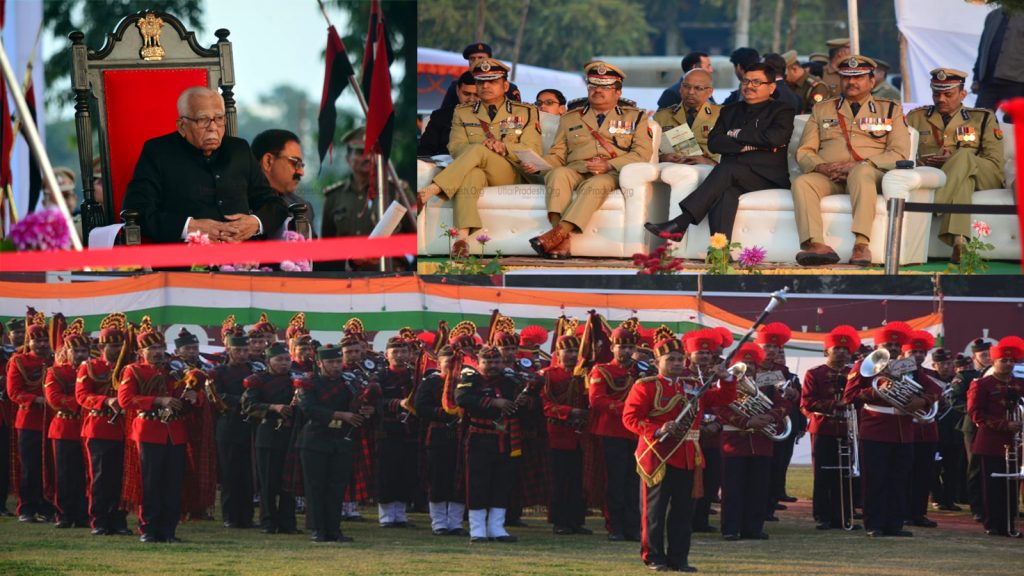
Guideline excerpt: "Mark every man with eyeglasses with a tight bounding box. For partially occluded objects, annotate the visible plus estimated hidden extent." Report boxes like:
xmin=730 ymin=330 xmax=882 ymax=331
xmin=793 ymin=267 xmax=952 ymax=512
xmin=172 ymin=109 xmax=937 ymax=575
xmin=251 ymin=129 xmax=316 ymax=235
xmin=645 ymin=63 xmax=794 ymax=242
xmin=653 ymin=68 xmax=721 ymax=165
xmin=658 ymin=51 xmax=714 ymax=110
xmin=123 ymin=86 xmax=287 ymax=244
xmin=535 ymin=90 xmax=566 ymax=116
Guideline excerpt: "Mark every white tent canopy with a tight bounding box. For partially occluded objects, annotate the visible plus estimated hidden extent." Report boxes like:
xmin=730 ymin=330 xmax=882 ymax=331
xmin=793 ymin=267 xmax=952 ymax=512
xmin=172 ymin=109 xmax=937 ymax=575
xmin=894 ymin=0 xmax=993 ymax=107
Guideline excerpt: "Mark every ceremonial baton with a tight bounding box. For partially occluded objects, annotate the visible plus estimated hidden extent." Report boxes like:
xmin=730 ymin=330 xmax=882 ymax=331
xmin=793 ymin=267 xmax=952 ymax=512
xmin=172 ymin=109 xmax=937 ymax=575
xmin=654 ymin=287 xmax=789 ymax=441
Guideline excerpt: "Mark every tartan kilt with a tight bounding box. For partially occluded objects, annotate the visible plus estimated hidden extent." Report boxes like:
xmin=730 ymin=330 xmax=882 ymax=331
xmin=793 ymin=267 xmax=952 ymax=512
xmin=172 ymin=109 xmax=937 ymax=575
xmin=182 ymin=404 xmax=217 ymax=516
xmin=581 ymin=433 xmax=607 ymax=509
xmin=282 ymin=413 xmax=305 ymax=497
xmin=518 ymin=435 xmax=550 ymax=507
xmin=5 ymin=401 xmax=17 ymax=497
xmin=345 ymin=429 xmax=374 ymax=503
xmin=120 ymin=424 xmax=141 ymax=511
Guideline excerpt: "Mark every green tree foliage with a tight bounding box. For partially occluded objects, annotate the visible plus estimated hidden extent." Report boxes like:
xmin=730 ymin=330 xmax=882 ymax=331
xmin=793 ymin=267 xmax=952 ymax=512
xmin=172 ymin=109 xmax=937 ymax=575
xmin=329 ymin=0 xmax=416 ymax=186
xmin=42 ymin=0 xmax=204 ymax=106
xmin=418 ymin=0 xmax=654 ymax=72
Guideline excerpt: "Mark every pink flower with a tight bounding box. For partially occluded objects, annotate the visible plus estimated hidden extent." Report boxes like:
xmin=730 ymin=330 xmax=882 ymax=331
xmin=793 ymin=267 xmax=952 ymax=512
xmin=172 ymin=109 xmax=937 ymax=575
xmin=737 ymin=245 xmax=767 ymax=268
xmin=186 ymin=231 xmax=211 ymax=245
xmin=281 ymin=260 xmax=312 ymax=272
xmin=281 ymin=230 xmax=307 ymax=242
xmin=8 ymin=208 xmax=71 ymax=251
xmin=972 ymin=220 xmax=991 ymax=238
xmin=219 ymin=264 xmax=236 ymax=272
xmin=475 ymin=233 xmax=491 ymax=244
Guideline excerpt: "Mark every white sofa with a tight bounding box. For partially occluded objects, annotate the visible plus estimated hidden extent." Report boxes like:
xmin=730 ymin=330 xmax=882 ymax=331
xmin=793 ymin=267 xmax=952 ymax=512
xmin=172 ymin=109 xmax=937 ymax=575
xmin=881 ymin=122 xmax=1018 ymax=262
xmin=417 ymin=114 xmax=662 ymax=258
xmin=657 ymin=114 xmax=927 ymax=265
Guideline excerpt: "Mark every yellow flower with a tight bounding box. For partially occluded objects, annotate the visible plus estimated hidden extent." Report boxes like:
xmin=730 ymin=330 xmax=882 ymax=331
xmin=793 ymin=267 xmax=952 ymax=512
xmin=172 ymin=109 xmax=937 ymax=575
xmin=709 ymin=233 xmax=729 ymax=250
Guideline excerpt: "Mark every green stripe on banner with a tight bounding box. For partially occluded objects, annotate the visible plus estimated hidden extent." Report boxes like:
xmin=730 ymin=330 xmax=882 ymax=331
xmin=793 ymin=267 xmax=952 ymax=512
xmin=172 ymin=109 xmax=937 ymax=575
xmin=66 ymin=306 xmax=710 ymax=340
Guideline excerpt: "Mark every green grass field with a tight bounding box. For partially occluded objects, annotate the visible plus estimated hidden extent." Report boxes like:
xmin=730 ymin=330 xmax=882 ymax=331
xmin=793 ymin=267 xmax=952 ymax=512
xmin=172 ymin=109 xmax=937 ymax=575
xmin=1 ymin=466 xmax=1020 ymax=575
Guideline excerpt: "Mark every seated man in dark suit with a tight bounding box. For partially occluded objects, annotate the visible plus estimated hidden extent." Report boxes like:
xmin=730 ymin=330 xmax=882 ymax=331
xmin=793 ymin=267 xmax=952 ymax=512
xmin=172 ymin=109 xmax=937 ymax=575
xmin=644 ymin=62 xmax=795 ymax=241
xmin=122 ymin=86 xmax=287 ymax=243
xmin=418 ymin=72 xmax=478 ymax=157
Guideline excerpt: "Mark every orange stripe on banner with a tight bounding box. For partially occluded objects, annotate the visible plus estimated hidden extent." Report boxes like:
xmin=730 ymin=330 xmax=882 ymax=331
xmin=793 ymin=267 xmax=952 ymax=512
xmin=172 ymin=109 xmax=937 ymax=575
xmin=0 ymin=234 xmax=415 ymax=273
xmin=0 ymin=273 xmax=169 ymax=299
xmin=421 ymin=283 xmax=703 ymax=310
xmin=161 ymin=272 xmax=423 ymax=294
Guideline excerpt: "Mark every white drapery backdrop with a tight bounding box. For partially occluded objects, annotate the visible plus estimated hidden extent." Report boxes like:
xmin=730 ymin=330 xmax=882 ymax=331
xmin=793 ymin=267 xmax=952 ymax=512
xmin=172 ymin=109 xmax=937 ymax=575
xmin=894 ymin=0 xmax=995 ymax=107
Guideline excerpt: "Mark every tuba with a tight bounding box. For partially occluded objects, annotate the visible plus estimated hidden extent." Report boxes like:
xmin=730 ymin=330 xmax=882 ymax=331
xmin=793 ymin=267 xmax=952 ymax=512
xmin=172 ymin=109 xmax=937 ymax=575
xmin=727 ymin=362 xmax=792 ymax=441
xmin=859 ymin=348 xmax=938 ymax=423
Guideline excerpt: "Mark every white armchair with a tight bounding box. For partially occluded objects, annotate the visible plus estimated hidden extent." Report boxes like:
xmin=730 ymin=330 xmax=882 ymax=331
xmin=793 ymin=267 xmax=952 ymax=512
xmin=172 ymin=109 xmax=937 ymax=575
xmin=657 ymin=114 xmax=926 ymax=265
xmin=417 ymin=116 xmax=663 ymax=257
xmin=881 ymin=123 xmax=1018 ymax=262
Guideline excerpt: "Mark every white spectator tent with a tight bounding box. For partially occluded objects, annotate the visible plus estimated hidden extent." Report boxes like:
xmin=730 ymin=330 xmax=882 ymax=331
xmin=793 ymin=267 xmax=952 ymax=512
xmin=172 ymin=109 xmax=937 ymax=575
xmin=894 ymin=0 xmax=994 ymax=107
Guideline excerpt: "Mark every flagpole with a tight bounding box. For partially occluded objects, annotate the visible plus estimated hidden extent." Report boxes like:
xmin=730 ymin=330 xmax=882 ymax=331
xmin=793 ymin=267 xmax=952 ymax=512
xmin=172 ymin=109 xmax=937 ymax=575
xmin=3 ymin=19 xmax=45 ymax=230
xmin=0 ymin=36 xmax=82 ymax=251
xmin=9 ymin=17 xmax=44 ymax=137
xmin=315 ymin=0 xmax=415 ymax=223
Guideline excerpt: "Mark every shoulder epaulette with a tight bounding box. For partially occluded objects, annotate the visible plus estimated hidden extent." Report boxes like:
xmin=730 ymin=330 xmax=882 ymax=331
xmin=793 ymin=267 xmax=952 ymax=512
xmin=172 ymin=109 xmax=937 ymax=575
xmin=566 ymin=97 xmax=588 ymax=111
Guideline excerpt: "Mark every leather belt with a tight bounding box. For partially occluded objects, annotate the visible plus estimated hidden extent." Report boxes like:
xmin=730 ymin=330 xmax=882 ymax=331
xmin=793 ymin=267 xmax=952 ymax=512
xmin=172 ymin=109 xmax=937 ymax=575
xmin=55 ymin=410 xmax=81 ymax=419
xmin=88 ymin=408 xmax=115 ymax=418
xmin=864 ymin=404 xmax=896 ymax=415
xmin=138 ymin=411 xmax=181 ymax=421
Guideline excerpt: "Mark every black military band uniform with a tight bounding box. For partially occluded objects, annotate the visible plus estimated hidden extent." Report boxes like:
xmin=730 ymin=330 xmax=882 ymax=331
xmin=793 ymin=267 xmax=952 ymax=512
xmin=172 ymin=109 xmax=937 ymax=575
xmin=376 ymin=367 xmax=419 ymax=512
xmin=212 ymin=362 xmax=256 ymax=528
xmin=455 ymin=367 xmax=520 ymax=511
xmin=414 ymin=369 xmax=461 ymax=505
xmin=241 ymin=370 xmax=299 ymax=533
xmin=296 ymin=373 xmax=356 ymax=543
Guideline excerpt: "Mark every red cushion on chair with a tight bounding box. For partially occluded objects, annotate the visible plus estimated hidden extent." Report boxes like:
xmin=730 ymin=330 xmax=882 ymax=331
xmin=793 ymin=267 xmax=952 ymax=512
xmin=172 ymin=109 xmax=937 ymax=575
xmin=102 ymin=68 xmax=210 ymax=221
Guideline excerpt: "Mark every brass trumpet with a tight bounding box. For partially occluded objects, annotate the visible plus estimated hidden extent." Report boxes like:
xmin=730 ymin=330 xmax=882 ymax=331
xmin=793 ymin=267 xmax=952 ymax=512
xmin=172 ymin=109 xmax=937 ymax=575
xmin=859 ymin=349 xmax=938 ymax=422
xmin=727 ymin=362 xmax=792 ymax=441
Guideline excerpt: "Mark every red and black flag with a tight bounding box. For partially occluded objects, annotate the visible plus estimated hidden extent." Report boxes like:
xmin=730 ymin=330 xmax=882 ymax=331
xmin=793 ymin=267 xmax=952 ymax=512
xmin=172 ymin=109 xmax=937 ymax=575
xmin=23 ymin=83 xmax=41 ymax=213
xmin=362 ymin=0 xmax=394 ymax=164
xmin=317 ymin=25 xmax=356 ymax=167
xmin=0 ymin=0 xmax=14 ymax=222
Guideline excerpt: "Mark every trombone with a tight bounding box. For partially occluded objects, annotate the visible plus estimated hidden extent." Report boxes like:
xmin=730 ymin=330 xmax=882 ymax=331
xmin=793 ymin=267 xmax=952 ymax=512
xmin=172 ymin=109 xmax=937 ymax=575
xmin=989 ymin=398 xmax=1024 ymax=538
xmin=859 ymin=348 xmax=938 ymax=423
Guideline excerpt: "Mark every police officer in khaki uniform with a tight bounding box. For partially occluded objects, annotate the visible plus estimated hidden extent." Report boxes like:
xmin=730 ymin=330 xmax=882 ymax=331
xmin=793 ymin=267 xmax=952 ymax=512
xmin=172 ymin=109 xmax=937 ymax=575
xmin=322 ymin=127 xmax=376 ymax=238
xmin=870 ymin=59 xmax=902 ymax=102
xmin=905 ymin=68 xmax=1005 ymax=261
xmin=783 ymin=50 xmax=829 ymax=113
xmin=418 ymin=59 xmax=543 ymax=257
xmin=653 ymin=68 xmax=721 ymax=164
xmin=820 ymin=38 xmax=851 ymax=98
xmin=792 ymin=55 xmax=911 ymax=267
xmin=525 ymin=61 xmax=653 ymax=259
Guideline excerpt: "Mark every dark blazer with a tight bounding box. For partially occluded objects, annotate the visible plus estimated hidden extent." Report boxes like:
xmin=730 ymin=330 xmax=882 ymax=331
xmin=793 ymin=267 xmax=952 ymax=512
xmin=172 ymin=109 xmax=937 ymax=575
xmin=122 ymin=132 xmax=288 ymax=243
xmin=707 ymin=98 xmax=795 ymax=188
xmin=417 ymin=105 xmax=456 ymax=156
xmin=772 ymin=80 xmax=803 ymax=113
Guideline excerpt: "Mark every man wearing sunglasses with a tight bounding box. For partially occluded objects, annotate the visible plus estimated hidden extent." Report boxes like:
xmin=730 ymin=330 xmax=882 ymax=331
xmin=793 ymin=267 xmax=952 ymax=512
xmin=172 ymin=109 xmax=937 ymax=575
xmin=123 ymin=86 xmax=287 ymax=244
xmin=251 ymin=129 xmax=316 ymax=236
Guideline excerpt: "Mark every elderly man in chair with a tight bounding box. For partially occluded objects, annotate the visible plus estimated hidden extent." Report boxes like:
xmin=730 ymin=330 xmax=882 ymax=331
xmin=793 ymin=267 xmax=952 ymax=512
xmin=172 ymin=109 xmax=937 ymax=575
xmin=122 ymin=86 xmax=288 ymax=243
